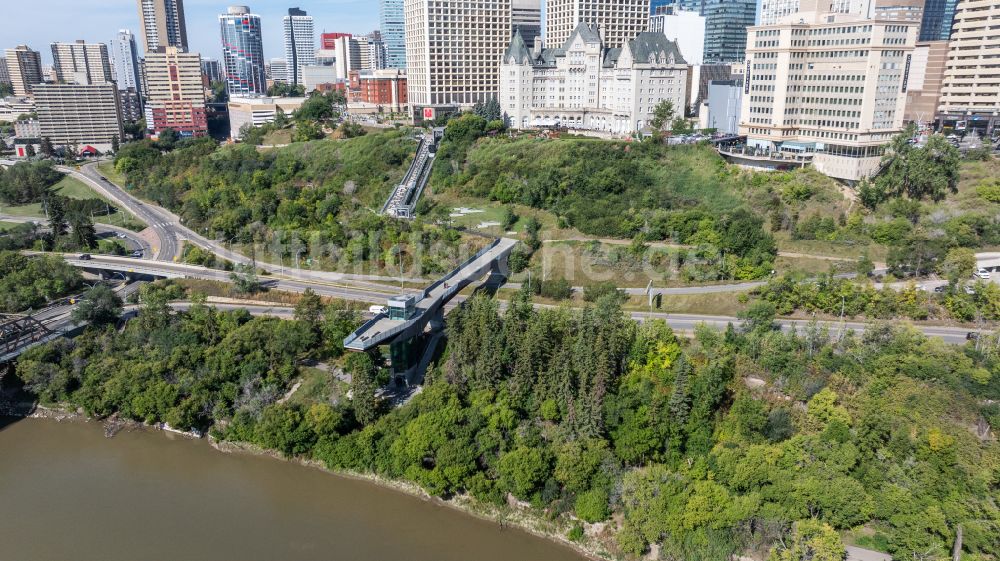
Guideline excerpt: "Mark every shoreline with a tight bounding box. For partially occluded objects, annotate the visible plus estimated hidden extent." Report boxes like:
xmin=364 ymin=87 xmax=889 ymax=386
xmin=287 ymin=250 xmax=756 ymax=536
xmin=5 ymin=407 xmax=615 ymax=561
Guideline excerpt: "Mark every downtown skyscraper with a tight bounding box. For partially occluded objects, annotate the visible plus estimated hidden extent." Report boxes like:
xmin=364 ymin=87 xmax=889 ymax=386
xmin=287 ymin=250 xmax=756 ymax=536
xmin=110 ymin=30 xmax=143 ymax=91
xmin=219 ymin=5 xmax=266 ymax=97
xmin=50 ymin=41 xmax=113 ymax=84
xmin=137 ymin=0 xmax=189 ymax=52
xmin=919 ymin=0 xmax=959 ymax=41
xmin=283 ymin=7 xmax=315 ymax=86
xmin=703 ymin=0 xmax=756 ymax=62
xmin=381 ymin=0 xmax=406 ymax=68
xmin=546 ymin=0 xmax=650 ymax=48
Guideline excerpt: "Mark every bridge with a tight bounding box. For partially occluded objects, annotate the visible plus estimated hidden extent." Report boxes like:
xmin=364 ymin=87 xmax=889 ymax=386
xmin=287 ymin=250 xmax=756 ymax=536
xmin=0 ymin=314 xmax=64 ymax=364
xmin=344 ymin=238 xmax=518 ymax=384
xmin=381 ymin=129 xmax=443 ymax=219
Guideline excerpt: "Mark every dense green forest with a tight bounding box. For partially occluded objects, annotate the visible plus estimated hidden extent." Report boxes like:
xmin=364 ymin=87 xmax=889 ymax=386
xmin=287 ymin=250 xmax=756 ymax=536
xmin=113 ymin=132 xmax=484 ymax=275
xmin=15 ymin=286 xmax=1000 ymax=561
xmin=0 ymin=251 xmax=82 ymax=312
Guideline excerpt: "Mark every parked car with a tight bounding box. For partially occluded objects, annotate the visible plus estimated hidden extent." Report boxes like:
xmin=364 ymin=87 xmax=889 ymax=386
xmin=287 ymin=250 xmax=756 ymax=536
xmin=368 ymin=305 xmax=388 ymax=315
xmin=976 ymin=267 xmax=991 ymax=280
xmin=967 ymin=332 xmax=980 ymax=341
xmin=965 ymin=285 xmax=977 ymax=295
xmin=933 ymin=285 xmax=946 ymax=293
xmin=79 ymin=254 xmax=92 ymax=260
xmin=129 ymin=250 xmax=142 ymax=258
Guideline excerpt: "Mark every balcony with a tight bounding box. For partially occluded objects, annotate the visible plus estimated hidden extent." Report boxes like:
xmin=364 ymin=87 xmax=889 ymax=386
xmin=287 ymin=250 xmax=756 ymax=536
xmin=717 ymin=143 xmax=815 ymax=170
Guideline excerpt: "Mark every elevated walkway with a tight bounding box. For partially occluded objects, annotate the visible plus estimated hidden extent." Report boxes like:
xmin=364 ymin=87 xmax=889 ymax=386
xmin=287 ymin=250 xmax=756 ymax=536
xmin=344 ymin=238 xmax=518 ymax=352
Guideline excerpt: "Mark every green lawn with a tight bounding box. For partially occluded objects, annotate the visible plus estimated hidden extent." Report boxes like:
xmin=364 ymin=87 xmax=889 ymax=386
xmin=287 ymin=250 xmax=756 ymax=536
xmin=96 ymin=161 xmax=126 ymax=186
xmin=287 ymin=366 xmax=348 ymax=407
xmin=0 ymin=173 xmax=145 ymax=231
xmin=0 ymin=221 xmax=22 ymax=231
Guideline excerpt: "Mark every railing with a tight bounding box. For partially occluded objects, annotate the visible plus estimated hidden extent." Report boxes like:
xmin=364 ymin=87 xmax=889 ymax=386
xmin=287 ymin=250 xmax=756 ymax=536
xmin=421 ymin=239 xmax=502 ymax=300
xmin=717 ymin=145 xmax=814 ymax=163
xmin=381 ymin=136 xmax=429 ymax=216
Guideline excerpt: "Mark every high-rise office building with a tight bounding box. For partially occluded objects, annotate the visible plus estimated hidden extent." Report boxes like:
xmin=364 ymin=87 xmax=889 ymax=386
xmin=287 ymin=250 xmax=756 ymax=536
xmin=269 ymin=59 xmax=288 ymax=82
xmin=703 ymin=0 xmax=756 ymax=63
xmin=732 ymin=0 xmax=918 ymax=182
xmin=51 ymin=41 xmax=113 ymax=84
xmin=283 ymin=7 xmax=315 ymax=86
xmin=918 ymin=0 xmax=958 ymax=41
xmin=366 ymin=31 xmax=388 ymax=70
xmin=903 ymin=40 xmax=948 ymax=124
xmin=652 ymin=0 xmax=705 ymax=14
xmin=649 ymin=6 xmax=706 ymax=64
xmin=137 ymin=0 xmax=189 ymax=52
xmin=201 ymin=58 xmax=222 ymax=83
xmin=406 ymin=0 xmax=520 ymax=110
xmin=546 ymin=0 xmax=651 ymax=49
xmin=936 ymin=0 xmax=1000 ymax=135
xmin=5 ymin=46 xmax=44 ymax=97
xmin=144 ymin=46 xmax=207 ymax=136
xmin=873 ymin=0 xmax=926 ymax=26
xmin=512 ymin=0 xmax=543 ymax=49
xmin=219 ymin=5 xmax=266 ymax=97
xmin=33 ymin=82 xmax=124 ymax=149
xmin=0 ymin=61 xmax=10 ymax=87
xmin=758 ymin=0 xmax=879 ymax=25
xmin=110 ymin=30 xmax=143 ymax=91
xmin=381 ymin=0 xmax=406 ymax=68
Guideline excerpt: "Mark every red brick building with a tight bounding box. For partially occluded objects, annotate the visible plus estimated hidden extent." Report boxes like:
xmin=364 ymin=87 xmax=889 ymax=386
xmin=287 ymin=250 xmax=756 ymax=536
xmin=350 ymin=69 xmax=407 ymax=112
xmin=320 ymin=32 xmax=352 ymax=49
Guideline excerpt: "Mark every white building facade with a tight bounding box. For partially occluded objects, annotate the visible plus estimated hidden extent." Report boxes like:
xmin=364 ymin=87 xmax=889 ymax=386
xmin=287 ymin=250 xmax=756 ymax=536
xmin=734 ymin=0 xmax=917 ymax=182
xmin=649 ymin=7 xmax=706 ymax=64
xmin=282 ymin=8 xmax=315 ymax=86
xmin=501 ymin=24 xmax=688 ymax=134
xmin=546 ymin=0 xmax=651 ymax=49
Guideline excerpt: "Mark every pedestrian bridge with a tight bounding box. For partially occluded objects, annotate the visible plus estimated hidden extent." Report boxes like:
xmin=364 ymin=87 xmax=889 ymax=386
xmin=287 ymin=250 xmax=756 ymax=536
xmin=344 ymin=238 xmax=518 ymax=352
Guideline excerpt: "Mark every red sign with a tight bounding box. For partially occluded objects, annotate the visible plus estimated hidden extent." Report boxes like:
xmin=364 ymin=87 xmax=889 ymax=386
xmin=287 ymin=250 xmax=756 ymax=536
xmin=423 ymin=107 xmax=435 ymax=120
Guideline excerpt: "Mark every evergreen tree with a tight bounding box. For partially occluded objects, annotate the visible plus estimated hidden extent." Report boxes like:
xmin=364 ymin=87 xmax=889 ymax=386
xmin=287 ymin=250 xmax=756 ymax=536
xmin=67 ymin=210 xmax=97 ymax=248
xmin=45 ymin=193 xmax=68 ymax=238
xmin=39 ymin=137 xmax=54 ymax=157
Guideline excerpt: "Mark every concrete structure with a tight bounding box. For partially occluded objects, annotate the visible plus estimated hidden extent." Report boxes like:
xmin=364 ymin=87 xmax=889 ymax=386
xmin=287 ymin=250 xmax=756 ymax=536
xmin=302 ymin=65 xmax=340 ymax=93
xmin=143 ymin=47 xmax=206 ymax=136
xmin=758 ymin=0 xmax=881 ymax=25
xmin=33 ymin=82 xmax=124 ymax=150
xmin=366 ymin=32 xmax=388 ymax=70
xmin=282 ymin=7 xmax=315 ymax=86
xmin=110 ymin=30 xmax=143 ymax=93
xmin=512 ymin=0 xmax=544 ymax=49
xmin=14 ymin=118 xmax=41 ymax=138
xmin=51 ymin=41 xmax=113 ymax=85
xmin=706 ymin=79 xmax=743 ymax=133
xmin=689 ymin=63 xmax=741 ymax=109
xmin=731 ymin=0 xmax=918 ymax=182
xmin=873 ymin=0 xmax=927 ymax=26
xmin=380 ymin=0 xmax=407 ymax=68
xmin=935 ymin=0 xmax=1000 ymax=137
xmin=0 ymin=97 xmax=35 ymax=122
xmin=118 ymin=87 xmax=144 ymax=123
xmin=269 ymin=59 xmax=288 ymax=83
xmin=0 ymin=60 xmax=9 ymax=87
xmin=904 ymin=40 xmax=948 ymax=124
xmin=546 ymin=0 xmax=651 ymax=49
xmin=137 ymin=0 xmax=188 ymax=52
xmin=219 ymin=5 xmax=266 ymax=97
xmin=919 ymin=0 xmax=959 ymax=41
xmin=648 ymin=6 xmax=706 ymax=64
xmin=228 ymin=96 xmax=307 ymax=138
xmin=5 ymin=46 xmax=44 ymax=97
xmin=501 ymin=25 xmax=689 ymax=133
xmin=703 ymin=0 xmax=757 ymax=63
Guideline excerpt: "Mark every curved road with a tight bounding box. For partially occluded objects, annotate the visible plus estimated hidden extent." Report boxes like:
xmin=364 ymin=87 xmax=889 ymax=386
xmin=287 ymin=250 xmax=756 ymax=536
xmin=0 ymin=214 xmax=151 ymax=257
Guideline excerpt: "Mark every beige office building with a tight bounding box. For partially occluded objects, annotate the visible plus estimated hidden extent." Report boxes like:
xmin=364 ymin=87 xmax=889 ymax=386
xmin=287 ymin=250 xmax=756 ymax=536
xmin=5 ymin=45 xmax=44 ymax=97
xmin=728 ymin=0 xmax=918 ymax=183
xmin=143 ymin=46 xmax=207 ymax=136
xmin=936 ymin=0 xmax=1000 ymax=136
xmin=51 ymin=41 xmax=113 ymax=84
xmin=228 ymin=96 xmax=307 ymax=139
xmin=546 ymin=0 xmax=649 ymax=49
xmin=405 ymin=0 xmax=527 ymax=111
xmin=904 ymin=40 xmax=948 ymax=124
xmin=33 ymin=83 xmax=124 ymax=150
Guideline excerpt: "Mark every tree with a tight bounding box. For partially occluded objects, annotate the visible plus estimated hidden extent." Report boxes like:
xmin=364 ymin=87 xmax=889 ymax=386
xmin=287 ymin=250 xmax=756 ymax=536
xmin=71 ymin=284 xmax=123 ymax=326
xmin=941 ymin=247 xmax=976 ymax=284
xmin=497 ymin=446 xmax=550 ymax=498
xmin=293 ymin=120 xmax=324 ymax=142
xmin=45 ymin=193 xmax=68 ymax=238
xmin=273 ymin=107 xmax=289 ymax=128
xmin=157 ymin=128 xmax=179 ymax=150
xmin=875 ymin=128 xmax=960 ymax=202
xmin=24 ymin=143 xmax=35 ymax=158
xmin=650 ymin=100 xmax=676 ymax=132
xmin=768 ymin=520 xmax=845 ymax=561
xmin=856 ymin=252 xmax=875 ymax=278
xmin=111 ymin=135 xmax=120 ymax=153
xmin=229 ymin=263 xmax=262 ymax=294
xmin=294 ymin=288 xmax=323 ymax=331
xmin=347 ymin=352 xmax=378 ymax=426
xmin=67 ymin=209 xmax=97 ymax=248
xmin=39 ymin=137 xmax=54 ymax=158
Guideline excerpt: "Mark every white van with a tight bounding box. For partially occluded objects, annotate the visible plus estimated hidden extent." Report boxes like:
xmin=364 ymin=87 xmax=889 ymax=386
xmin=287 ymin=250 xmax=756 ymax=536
xmin=369 ymin=305 xmax=388 ymax=315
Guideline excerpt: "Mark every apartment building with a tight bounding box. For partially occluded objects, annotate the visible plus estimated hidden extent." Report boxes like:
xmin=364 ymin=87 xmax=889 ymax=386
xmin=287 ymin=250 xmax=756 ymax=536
xmin=500 ymin=24 xmax=689 ymax=133
xmin=283 ymin=8 xmax=315 ymax=86
xmin=137 ymin=0 xmax=188 ymax=52
xmin=51 ymin=41 xmax=113 ymax=84
xmin=731 ymin=0 xmax=918 ymax=182
xmin=546 ymin=0 xmax=650 ymax=49
xmin=936 ymin=0 xmax=1000 ymax=136
xmin=5 ymin=46 xmax=44 ymax=97
xmin=33 ymin=82 xmax=124 ymax=150
xmin=405 ymin=0 xmax=518 ymax=112
xmin=219 ymin=5 xmax=266 ymax=97
xmin=144 ymin=46 xmax=207 ymax=136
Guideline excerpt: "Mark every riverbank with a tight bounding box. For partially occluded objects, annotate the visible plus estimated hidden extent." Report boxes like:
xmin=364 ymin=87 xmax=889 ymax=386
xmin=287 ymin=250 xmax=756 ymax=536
xmin=1 ymin=402 xmax=612 ymax=561
xmin=210 ymin=438 xmax=617 ymax=561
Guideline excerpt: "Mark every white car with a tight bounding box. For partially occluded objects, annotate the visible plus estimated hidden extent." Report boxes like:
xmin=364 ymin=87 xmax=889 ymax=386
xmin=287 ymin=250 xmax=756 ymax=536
xmin=976 ymin=268 xmax=991 ymax=280
xmin=368 ymin=305 xmax=388 ymax=315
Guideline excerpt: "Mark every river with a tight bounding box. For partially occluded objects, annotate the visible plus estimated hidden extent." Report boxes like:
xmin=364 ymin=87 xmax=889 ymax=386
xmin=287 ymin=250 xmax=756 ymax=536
xmin=0 ymin=417 xmax=589 ymax=561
